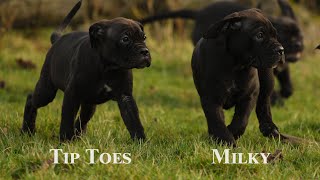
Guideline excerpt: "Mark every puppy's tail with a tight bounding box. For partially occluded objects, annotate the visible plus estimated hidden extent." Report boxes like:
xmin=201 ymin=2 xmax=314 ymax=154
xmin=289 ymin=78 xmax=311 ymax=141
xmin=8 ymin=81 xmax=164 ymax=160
xmin=277 ymin=0 xmax=297 ymax=20
xmin=139 ymin=9 xmax=196 ymax=25
xmin=50 ymin=0 xmax=82 ymax=44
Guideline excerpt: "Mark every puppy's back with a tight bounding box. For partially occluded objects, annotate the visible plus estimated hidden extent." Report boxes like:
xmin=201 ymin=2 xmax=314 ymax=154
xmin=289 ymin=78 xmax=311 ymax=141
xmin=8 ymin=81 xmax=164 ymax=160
xmin=47 ymin=32 xmax=91 ymax=91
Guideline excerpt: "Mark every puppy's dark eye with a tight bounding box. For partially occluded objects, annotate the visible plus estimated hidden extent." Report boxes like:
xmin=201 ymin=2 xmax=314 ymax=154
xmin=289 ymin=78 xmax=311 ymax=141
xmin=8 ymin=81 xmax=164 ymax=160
xmin=143 ymin=35 xmax=147 ymax=40
xmin=255 ymin=32 xmax=264 ymax=41
xmin=121 ymin=36 xmax=130 ymax=44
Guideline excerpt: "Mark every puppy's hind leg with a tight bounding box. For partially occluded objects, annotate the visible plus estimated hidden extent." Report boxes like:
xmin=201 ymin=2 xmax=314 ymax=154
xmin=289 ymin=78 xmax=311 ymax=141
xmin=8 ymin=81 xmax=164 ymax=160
xmin=74 ymin=104 xmax=96 ymax=136
xmin=60 ymin=89 xmax=80 ymax=141
xmin=22 ymin=76 xmax=57 ymax=134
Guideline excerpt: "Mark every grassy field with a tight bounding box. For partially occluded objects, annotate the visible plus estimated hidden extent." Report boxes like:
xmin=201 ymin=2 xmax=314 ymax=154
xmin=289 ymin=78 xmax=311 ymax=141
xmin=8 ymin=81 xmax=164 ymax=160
xmin=0 ymin=22 xmax=320 ymax=179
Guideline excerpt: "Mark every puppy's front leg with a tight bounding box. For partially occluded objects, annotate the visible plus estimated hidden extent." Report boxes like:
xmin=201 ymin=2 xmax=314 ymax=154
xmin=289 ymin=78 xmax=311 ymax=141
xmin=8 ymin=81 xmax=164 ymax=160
xmin=60 ymin=89 xmax=80 ymax=141
xmin=117 ymin=95 xmax=145 ymax=140
xmin=257 ymin=68 xmax=305 ymax=144
xmin=200 ymin=98 xmax=236 ymax=146
xmin=256 ymin=68 xmax=280 ymax=136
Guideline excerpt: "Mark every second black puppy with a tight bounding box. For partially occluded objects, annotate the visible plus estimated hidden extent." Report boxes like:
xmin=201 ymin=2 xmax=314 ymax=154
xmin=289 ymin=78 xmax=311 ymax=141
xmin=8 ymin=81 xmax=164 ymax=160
xmin=22 ymin=1 xmax=151 ymax=141
xmin=192 ymin=9 xmax=293 ymax=145
xmin=140 ymin=0 xmax=304 ymax=104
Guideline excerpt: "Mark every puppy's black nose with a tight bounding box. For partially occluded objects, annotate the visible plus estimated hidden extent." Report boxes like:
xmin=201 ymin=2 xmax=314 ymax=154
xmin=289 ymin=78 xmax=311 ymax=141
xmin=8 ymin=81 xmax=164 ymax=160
xmin=275 ymin=46 xmax=284 ymax=55
xmin=140 ymin=48 xmax=149 ymax=56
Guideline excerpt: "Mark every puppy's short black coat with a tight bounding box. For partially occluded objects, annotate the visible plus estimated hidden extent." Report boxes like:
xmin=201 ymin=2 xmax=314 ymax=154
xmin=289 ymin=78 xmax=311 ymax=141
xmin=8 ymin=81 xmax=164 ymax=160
xmin=191 ymin=9 xmax=290 ymax=145
xmin=140 ymin=0 xmax=304 ymax=104
xmin=22 ymin=1 xmax=151 ymax=141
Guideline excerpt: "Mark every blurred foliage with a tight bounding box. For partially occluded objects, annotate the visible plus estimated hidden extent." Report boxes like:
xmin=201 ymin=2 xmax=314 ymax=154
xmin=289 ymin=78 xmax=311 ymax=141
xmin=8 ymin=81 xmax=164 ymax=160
xmin=1 ymin=0 xmax=320 ymax=30
xmin=0 ymin=0 xmax=319 ymax=44
xmin=293 ymin=0 xmax=320 ymax=11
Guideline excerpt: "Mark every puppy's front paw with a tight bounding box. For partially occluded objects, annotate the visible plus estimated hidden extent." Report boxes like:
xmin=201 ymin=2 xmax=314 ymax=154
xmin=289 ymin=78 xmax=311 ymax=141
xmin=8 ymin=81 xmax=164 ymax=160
xmin=59 ymin=132 xmax=75 ymax=142
xmin=21 ymin=127 xmax=36 ymax=135
xmin=209 ymin=132 xmax=236 ymax=147
xmin=130 ymin=131 xmax=146 ymax=141
xmin=280 ymin=88 xmax=293 ymax=98
xmin=227 ymin=125 xmax=245 ymax=140
xmin=259 ymin=123 xmax=279 ymax=137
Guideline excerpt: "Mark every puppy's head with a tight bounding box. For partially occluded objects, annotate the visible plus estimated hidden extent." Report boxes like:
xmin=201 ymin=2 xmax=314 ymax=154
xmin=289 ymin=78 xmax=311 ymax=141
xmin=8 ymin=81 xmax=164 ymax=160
xmin=271 ymin=18 xmax=303 ymax=63
xmin=272 ymin=0 xmax=303 ymax=63
xmin=89 ymin=17 xmax=151 ymax=69
xmin=204 ymin=9 xmax=284 ymax=69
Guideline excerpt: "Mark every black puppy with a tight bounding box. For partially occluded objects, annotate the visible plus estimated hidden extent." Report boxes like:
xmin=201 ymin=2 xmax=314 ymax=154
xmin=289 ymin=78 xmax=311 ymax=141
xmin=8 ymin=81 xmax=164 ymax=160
xmin=140 ymin=0 xmax=304 ymax=104
xmin=22 ymin=0 xmax=151 ymax=141
xmin=192 ymin=8 xmax=297 ymax=146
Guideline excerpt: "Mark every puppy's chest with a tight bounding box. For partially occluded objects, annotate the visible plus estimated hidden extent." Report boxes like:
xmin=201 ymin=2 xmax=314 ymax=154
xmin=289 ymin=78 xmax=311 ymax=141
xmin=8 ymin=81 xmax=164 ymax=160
xmin=85 ymin=80 xmax=122 ymax=104
xmin=99 ymin=82 xmax=114 ymax=94
xmin=96 ymin=80 xmax=119 ymax=96
xmin=225 ymin=80 xmax=241 ymax=95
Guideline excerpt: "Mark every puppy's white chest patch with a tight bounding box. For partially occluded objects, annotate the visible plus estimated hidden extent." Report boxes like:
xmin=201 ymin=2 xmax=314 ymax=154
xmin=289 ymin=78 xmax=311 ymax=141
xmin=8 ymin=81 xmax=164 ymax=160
xmin=104 ymin=84 xmax=112 ymax=92
xmin=226 ymin=81 xmax=238 ymax=93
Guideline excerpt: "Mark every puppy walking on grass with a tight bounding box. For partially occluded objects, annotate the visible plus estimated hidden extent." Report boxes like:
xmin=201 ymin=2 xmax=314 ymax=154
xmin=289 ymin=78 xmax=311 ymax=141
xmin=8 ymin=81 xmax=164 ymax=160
xmin=140 ymin=0 xmax=304 ymax=104
xmin=192 ymin=9 xmax=303 ymax=146
xmin=22 ymin=0 xmax=151 ymax=141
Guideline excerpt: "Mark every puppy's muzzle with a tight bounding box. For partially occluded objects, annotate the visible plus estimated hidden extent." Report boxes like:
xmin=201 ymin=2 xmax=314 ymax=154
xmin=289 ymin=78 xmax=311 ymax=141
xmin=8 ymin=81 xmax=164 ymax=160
xmin=138 ymin=48 xmax=151 ymax=68
xmin=285 ymin=42 xmax=303 ymax=63
xmin=140 ymin=48 xmax=150 ymax=57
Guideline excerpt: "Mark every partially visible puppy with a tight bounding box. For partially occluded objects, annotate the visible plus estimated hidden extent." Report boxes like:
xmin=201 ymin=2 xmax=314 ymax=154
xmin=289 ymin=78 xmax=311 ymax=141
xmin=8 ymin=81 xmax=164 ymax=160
xmin=22 ymin=0 xmax=151 ymax=141
xmin=140 ymin=0 xmax=304 ymax=104
xmin=270 ymin=0 xmax=303 ymax=103
xmin=192 ymin=8 xmax=299 ymax=146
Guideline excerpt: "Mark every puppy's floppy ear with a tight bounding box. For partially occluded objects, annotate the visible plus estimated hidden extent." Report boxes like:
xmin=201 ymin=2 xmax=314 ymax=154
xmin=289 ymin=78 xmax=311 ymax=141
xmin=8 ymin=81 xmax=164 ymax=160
xmin=252 ymin=8 xmax=263 ymax=13
xmin=203 ymin=16 xmax=242 ymax=39
xmin=89 ymin=23 xmax=105 ymax=48
xmin=135 ymin=21 xmax=144 ymax=32
xmin=277 ymin=0 xmax=297 ymax=20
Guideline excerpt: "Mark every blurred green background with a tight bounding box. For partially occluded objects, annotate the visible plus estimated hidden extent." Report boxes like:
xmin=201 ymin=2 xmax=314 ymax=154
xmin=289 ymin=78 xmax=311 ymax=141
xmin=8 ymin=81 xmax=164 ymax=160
xmin=1 ymin=0 xmax=320 ymax=29
xmin=1 ymin=0 xmax=320 ymax=50
xmin=0 ymin=0 xmax=319 ymax=179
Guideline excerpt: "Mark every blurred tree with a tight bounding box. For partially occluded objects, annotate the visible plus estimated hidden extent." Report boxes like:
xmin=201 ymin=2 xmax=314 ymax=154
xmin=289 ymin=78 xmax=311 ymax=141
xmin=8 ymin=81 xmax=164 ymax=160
xmin=87 ymin=0 xmax=104 ymax=20
xmin=0 ymin=0 xmax=84 ymax=29
xmin=0 ymin=0 xmax=19 ymax=30
xmin=1 ymin=0 xmax=319 ymax=29
xmin=294 ymin=0 xmax=320 ymax=12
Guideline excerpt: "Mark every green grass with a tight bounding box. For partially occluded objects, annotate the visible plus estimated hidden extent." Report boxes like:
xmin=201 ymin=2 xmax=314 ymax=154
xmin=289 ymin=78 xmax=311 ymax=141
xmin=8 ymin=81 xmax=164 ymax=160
xmin=0 ymin=27 xmax=319 ymax=179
